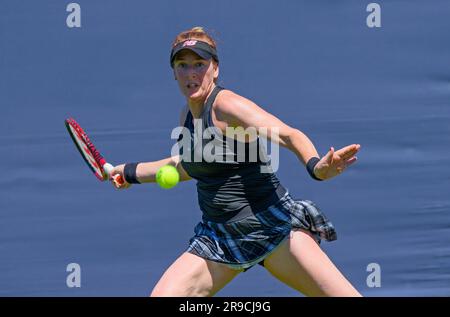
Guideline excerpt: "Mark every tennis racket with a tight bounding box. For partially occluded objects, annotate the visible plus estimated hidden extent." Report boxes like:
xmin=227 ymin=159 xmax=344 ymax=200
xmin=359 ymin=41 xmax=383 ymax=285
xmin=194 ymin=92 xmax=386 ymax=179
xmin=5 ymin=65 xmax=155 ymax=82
xmin=65 ymin=118 xmax=124 ymax=186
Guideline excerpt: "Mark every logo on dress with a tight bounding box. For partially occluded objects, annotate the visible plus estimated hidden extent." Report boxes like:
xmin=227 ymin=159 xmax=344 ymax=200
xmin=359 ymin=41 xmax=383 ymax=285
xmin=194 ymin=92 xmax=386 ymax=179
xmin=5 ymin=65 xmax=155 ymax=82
xmin=183 ymin=40 xmax=198 ymax=47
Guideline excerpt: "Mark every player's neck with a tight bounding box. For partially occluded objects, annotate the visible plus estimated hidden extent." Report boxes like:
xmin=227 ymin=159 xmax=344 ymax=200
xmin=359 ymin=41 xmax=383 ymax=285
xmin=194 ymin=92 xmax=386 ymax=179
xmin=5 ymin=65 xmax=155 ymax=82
xmin=187 ymin=84 xmax=216 ymax=118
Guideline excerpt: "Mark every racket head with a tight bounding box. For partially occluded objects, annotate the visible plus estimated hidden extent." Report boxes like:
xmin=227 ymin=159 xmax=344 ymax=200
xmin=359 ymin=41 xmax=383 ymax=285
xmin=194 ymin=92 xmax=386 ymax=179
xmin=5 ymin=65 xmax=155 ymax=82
xmin=65 ymin=118 xmax=108 ymax=181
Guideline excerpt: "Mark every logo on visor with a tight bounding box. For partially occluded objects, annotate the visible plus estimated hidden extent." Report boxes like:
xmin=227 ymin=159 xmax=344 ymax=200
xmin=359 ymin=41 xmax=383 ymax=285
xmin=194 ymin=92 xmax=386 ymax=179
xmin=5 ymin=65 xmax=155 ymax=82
xmin=183 ymin=40 xmax=198 ymax=47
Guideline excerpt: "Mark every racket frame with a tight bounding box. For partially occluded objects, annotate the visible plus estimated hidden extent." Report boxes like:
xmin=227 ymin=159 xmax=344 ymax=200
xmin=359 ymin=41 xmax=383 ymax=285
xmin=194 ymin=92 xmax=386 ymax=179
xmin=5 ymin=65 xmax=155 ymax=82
xmin=65 ymin=118 xmax=110 ymax=181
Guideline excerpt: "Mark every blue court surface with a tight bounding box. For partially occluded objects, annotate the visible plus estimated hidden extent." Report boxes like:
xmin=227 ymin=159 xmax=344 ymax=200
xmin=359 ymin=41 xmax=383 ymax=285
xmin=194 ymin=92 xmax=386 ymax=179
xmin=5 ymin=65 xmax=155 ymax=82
xmin=1 ymin=1 xmax=449 ymax=296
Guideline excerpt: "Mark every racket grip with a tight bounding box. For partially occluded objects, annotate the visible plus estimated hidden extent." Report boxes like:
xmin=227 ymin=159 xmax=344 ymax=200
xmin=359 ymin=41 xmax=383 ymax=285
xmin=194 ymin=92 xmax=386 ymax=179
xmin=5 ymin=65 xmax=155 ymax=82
xmin=113 ymin=174 xmax=125 ymax=186
xmin=103 ymin=163 xmax=125 ymax=186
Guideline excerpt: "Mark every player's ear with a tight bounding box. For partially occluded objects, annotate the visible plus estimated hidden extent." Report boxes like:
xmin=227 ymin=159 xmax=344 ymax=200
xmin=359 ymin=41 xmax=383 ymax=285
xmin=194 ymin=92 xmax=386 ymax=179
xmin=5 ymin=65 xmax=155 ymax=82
xmin=213 ymin=63 xmax=219 ymax=81
xmin=173 ymin=70 xmax=177 ymax=81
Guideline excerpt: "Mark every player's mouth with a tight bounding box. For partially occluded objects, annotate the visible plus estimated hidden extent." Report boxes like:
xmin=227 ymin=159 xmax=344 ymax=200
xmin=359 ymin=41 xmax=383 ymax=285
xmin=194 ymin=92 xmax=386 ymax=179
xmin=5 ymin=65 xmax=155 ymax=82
xmin=186 ymin=82 xmax=200 ymax=89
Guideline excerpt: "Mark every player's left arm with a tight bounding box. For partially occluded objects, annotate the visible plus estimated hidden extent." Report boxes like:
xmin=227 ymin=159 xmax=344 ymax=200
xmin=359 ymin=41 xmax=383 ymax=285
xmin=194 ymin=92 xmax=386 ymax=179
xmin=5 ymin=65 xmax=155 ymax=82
xmin=214 ymin=90 xmax=360 ymax=180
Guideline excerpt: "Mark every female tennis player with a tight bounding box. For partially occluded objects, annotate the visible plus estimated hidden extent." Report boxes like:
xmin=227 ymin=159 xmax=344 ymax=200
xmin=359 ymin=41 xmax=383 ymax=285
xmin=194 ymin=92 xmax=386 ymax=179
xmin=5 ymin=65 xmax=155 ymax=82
xmin=110 ymin=27 xmax=362 ymax=297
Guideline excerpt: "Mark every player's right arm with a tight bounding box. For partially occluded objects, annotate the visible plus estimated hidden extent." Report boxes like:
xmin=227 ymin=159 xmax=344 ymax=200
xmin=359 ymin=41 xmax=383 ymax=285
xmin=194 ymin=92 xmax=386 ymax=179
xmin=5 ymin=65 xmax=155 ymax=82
xmin=138 ymin=156 xmax=191 ymax=183
xmin=110 ymin=156 xmax=190 ymax=188
xmin=110 ymin=106 xmax=192 ymax=189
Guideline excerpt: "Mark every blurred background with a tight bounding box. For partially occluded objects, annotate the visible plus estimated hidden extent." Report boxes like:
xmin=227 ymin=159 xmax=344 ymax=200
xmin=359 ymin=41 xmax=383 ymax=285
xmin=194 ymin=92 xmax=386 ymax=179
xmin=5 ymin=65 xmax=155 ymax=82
xmin=0 ymin=0 xmax=449 ymax=296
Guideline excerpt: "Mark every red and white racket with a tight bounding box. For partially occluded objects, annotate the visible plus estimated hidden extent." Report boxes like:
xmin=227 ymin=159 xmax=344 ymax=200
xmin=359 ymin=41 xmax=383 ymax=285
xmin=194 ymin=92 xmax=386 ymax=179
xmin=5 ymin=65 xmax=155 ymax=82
xmin=65 ymin=118 xmax=124 ymax=186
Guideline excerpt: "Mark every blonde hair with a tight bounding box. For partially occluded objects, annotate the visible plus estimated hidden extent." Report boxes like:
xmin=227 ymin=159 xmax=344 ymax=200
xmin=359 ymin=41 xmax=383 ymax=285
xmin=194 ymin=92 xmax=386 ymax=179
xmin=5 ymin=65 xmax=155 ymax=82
xmin=171 ymin=26 xmax=217 ymax=49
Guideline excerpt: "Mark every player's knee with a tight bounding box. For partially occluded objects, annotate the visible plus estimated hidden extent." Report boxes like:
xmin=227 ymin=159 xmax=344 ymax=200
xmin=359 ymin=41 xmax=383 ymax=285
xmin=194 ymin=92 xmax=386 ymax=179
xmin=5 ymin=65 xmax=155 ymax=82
xmin=150 ymin=283 xmax=178 ymax=297
xmin=150 ymin=283 xmax=211 ymax=297
xmin=150 ymin=286 xmax=170 ymax=297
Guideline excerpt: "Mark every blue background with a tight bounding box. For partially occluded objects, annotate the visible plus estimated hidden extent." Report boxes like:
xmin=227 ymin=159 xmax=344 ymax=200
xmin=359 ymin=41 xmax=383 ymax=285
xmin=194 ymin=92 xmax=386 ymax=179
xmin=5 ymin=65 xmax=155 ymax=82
xmin=1 ymin=0 xmax=449 ymax=296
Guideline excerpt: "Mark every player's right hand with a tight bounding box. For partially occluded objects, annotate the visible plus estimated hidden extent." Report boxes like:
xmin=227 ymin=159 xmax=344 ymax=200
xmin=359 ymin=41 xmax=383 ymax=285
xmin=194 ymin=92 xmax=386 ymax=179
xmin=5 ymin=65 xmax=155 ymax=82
xmin=110 ymin=164 xmax=132 ymax=190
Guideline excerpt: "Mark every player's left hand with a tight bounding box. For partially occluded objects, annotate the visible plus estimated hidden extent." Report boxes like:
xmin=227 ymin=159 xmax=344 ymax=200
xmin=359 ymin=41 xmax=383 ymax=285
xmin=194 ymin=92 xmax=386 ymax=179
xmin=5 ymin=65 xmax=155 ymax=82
xmin=314 ymin=144 xmax=361 ymax=180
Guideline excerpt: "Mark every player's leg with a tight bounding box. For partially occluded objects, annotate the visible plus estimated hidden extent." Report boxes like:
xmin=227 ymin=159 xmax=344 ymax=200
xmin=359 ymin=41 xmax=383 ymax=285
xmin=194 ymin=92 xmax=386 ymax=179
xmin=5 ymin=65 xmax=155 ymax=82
xmin=150 ymin=252 xmax=241 ymax=297
xmin=263 ymin=229 xmax=361 ymax=297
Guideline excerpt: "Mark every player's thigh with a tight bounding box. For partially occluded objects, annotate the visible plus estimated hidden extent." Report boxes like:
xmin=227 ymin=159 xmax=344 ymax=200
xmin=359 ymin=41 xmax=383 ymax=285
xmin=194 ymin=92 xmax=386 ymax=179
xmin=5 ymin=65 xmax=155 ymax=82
xmin=150 ymin=252 xmax=241 ymax=297
xmin=263 ymin=229 xmax=361 ymax=297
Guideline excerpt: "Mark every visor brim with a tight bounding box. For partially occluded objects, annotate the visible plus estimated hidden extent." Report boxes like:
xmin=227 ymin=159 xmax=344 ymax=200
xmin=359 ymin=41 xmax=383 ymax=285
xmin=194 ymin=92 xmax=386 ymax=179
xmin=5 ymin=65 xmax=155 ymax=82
xmin=172 ymin=47 xmax=213 ymax=62
xmin=170 ymin=40 xmax=219 ymax=67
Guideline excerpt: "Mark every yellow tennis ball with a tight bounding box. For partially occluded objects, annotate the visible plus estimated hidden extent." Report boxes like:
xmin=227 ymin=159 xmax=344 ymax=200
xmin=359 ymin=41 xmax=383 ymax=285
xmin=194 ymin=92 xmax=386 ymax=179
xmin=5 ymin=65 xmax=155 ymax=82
xmin=156 ymin=165 xmax=180 ymax=189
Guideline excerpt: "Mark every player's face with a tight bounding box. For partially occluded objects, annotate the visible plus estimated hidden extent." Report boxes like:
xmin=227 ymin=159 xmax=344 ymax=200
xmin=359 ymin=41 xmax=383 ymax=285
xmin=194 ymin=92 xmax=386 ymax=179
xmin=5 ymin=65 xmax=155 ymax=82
xmin=173 ymin=50 xmax=219 ymax=102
